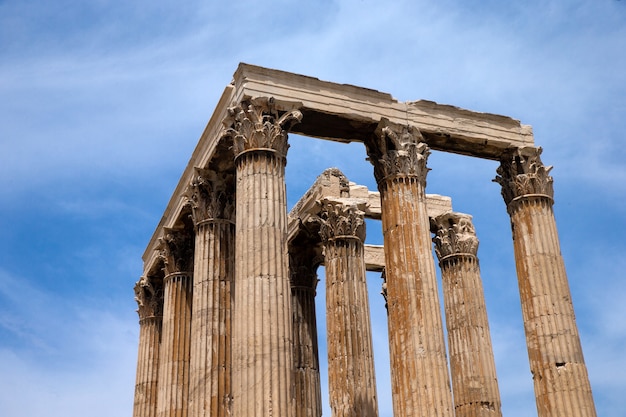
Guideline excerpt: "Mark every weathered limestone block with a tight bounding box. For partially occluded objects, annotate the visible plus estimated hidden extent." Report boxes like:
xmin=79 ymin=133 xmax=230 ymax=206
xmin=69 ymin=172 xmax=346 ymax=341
xmin=365 ymin=119 xmax=453 ymax=417
xmin=364 ymin=244 xmax=385 ymax=273
xmin=133 ymin=275 xmax=164 ymax=417
xmin=317 ymin=198 xmax=378 ymax=417
xmin=495 ymin=147 xmax=596 ymax=417
xmin=232 ymin=63 xmax=534 ymax=157
xmin=290 ymin=246 xmax=323 ymax=417
xmin=156 ymin=229 xmax=194 ymax=417
xmin=186 ymin=169 xmax=235 ymax=417
xmin=431 ymin=213 xmax=502 ymax=417
xmin=226 ymin=98 xmax=301 ymax=417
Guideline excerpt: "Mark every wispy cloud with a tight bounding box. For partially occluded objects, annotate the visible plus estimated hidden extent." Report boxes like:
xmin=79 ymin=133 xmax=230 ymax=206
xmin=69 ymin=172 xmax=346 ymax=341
xmin=1 ymin=0 xmax=624 ymax=415
xmin=0 ymin=269 xmax=137 ymax=416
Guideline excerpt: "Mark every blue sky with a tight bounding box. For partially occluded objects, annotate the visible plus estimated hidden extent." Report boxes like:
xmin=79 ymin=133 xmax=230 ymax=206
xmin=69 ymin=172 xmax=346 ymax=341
xmin=1 ymin=1 xmax=625 ymax=416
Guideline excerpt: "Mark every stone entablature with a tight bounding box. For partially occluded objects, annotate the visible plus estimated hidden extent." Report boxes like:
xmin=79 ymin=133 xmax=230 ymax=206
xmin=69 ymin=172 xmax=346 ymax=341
xmin=230 ymin=64 xmax=533 ymax=154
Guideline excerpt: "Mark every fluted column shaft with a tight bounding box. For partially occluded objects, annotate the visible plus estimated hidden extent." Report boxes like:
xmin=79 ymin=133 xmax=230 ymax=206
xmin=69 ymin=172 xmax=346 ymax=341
xmin=133 ymin=277 xmax=164 ymax=417
xmin=432 ymin=213 xmax=502 ymax=417
xmin=495 ymin=147 xmax=596 ymax=417
xmin=188 ymin=221 xmax=234 ymax=416
xmin=157 ymin=272 xmax=193 ymax=417
xmin=187 ymin=169 xmax=235 ymax=417
xmin=366 ymin=120 xmax=453 ymax=417
xmin=156 ymin=230 xmax=194 ymax=417
xmin=291 ymin=249 xmax=322 ymax=417
xmin=227 ymin=100 xmax=302 ymax=417
xmin=319 ymin=200 xmax=378 ymax=417
xmin=233 ymin=150 xmax=293 ymax=415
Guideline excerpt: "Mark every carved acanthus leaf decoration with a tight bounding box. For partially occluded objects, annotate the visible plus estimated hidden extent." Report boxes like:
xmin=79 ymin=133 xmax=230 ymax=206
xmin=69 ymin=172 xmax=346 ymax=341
xmin=158 ymin=228 xmax=194 ymax=275
xmin=316 ymin=199 xmax=366 ymax=242
xmin=224 ymin=98 xmax=302 ymax=158
xmin=431 ymin=213 xmax=479 ymax=259
xmin=186 ymin=168 xmax=235 ymax=224
xmin=494 ymin=147 xmax=554 ymax=207
xmin=134 ymin=276 xmax=164 ymax=319
xmin=366 ymin=118 xmax=430 ymax=186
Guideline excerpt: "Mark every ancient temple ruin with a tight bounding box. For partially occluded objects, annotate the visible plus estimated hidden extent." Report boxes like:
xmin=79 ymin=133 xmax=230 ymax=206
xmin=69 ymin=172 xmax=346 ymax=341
xmin=133 ymin=64 xmax=597 ymax=417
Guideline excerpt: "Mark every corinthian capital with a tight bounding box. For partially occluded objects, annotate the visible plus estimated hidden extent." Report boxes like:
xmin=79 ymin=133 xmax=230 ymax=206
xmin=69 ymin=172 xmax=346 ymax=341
xmin=289 ymin=246 xmax=320 ymax=290
xmin=365 ymin=118 xmax=430 ymax=186
xmin=494 ymin=146 xmax=554 ymax=207
xmin=224 ymin=97 xmax=302 ymax=158
xmin=186 ymin=168 xmax=235 ymax=224
xmin=431 ymin=212 xmax=479 ymax=260
xmin=158 ymin=228 xmax=194 ymax=275
xmin=316 ymin=199 xmax=366 ymax=243
xmin=134 ymin=276 xmax=164 ymax=320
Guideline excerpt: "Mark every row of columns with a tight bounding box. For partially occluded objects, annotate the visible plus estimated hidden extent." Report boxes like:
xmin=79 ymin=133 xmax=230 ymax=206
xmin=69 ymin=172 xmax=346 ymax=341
xmin=133 ymin=100 xmax=596 ymax=417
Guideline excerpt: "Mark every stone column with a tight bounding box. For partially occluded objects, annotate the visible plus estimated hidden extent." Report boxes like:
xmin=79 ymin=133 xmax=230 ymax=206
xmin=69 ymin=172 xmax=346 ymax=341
xmin=365 ymin=119 xmax=453 ymax=417
xmin=431 ymin=213 xmax=503 ymax=417
xmin=226 ymin=99 xmax=302 ymax=417
xmin=290 ymin=246 xmax=322 ymax=417
xmin=317 ymin=199 xmax=379 ymax=417
xmin=133 ymin=276 xmax=164 ymax=417
xmin=494 ymin=147 xmax=597 ymax=417
xmin=186 ymin=169 xmax=235 ymax=417
xmin=156 ymin=229 xmax=194 ymax=417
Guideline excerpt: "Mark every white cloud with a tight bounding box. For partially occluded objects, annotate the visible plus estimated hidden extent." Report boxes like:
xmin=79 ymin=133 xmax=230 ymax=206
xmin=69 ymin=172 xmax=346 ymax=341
xmin=0 ymin=269 xmax=137 ymax=417
xmin=1 ymin=0 xmax=625 ymax=415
